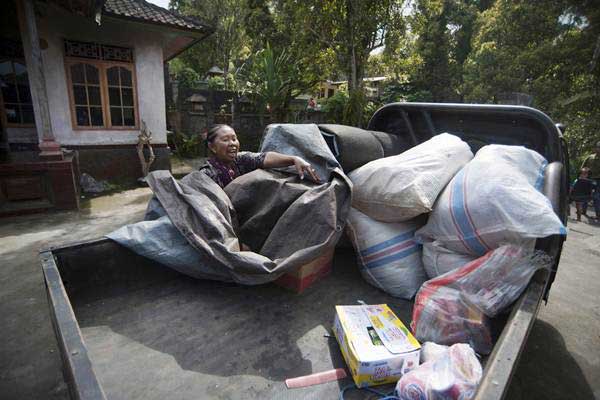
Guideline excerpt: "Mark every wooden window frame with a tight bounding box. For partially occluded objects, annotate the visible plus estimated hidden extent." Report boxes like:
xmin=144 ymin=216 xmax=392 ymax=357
xmin=65 ymin=57 xmax=139 ymax=131
xmin=0 ymin=58 xmax=35 ymax=128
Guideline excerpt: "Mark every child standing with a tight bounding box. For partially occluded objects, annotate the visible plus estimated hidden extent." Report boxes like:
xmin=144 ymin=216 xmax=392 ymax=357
xmin=571 ymin=168 xmax=595 ymax=221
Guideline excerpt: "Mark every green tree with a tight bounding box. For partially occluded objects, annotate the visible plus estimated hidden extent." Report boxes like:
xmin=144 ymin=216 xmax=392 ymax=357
xmin=287 ymin=0 xmax=405 ymax=93
xmin=407 ymin=0 xmax=490 ymax=101
xmin=169 ymin=0 xmax=250 ymax=75
xmin=463 ymin=0 xmax=600 ymax=162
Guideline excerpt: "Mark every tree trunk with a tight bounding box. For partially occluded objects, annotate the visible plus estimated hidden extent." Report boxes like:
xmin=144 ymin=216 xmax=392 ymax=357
xmin=350 ymin=46 xmax=358 ymax=91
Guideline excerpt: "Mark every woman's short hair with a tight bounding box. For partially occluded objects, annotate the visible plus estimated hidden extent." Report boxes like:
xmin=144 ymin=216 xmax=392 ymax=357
xmin=206 ymin=124 xmax=232 ymax=143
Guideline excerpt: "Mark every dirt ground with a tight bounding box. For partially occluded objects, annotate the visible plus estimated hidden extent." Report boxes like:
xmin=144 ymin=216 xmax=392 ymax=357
xmin=0 ymin=189 xmax=598 ymax=399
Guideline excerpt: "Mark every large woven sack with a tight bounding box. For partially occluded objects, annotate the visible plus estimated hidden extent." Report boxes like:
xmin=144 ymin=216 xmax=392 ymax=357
xmin=415 ymin=145 xmax=566 ymax=256
xmin=348 ymin=133 xmax=473 ymax=222
xmin=346 ymin=207 xmax=427 ymax=299
xmin=422 ymin=240 xmax=476 ymax=279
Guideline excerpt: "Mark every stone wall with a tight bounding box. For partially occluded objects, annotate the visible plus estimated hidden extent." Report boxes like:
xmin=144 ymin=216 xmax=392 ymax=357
xmin=65 ymin=145 xmax=171 ymax=184
xmin=170 ymin=88 xmax=327 ymax=153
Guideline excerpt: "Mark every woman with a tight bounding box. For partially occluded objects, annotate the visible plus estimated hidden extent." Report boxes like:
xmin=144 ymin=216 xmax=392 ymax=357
xmin=200 ymin=124 xmax=320 ymax=188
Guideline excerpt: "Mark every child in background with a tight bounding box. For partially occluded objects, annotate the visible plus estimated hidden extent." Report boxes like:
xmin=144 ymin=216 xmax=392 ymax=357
xmin=570 ymin=168 xmax=595 ymax=221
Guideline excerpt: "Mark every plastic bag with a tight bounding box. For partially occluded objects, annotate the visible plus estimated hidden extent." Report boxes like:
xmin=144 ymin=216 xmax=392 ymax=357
xmin=396 ymin=343 xmax=482 ymax=400
xmin=411 ymin=245 xmax=551 ymax=353
xmin=411 ymin=285 xmax=493 ymax=354
xmin=346 ymin=207 xmax=427 ymax=299
xmin=416 ymin=145 xmax=566 ymax=256
xmin=420 ymin=342 xmax=449 ymax=364
xmin=457 ymin=245 xmax=552 ymax=317
xmin=348 ymin=133 xmax=473 ymax=222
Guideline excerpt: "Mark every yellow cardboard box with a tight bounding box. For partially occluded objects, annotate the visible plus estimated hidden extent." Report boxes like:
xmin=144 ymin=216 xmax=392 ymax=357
xmin=333 ymin=304 xmax=421 ymax=387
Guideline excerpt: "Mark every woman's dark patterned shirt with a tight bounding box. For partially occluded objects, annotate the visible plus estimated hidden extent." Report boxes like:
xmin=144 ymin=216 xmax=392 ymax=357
xmin=199 ymin=152 xmax=266 ymax=188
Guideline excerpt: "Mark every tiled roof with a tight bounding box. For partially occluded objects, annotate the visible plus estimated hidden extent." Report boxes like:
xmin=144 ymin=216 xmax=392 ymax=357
xmin=103 ymin=0 xmax=212 ymax=33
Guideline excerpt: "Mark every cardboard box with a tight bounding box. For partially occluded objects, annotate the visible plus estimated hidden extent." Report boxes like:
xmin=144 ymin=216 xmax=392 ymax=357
xmin=333 ymin=304 xmax=421 ymax=387
xmin=275 ymin=248 xmax=334 ymax=293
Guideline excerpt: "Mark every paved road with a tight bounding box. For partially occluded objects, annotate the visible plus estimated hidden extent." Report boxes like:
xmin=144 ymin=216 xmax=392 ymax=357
xmin=507 ymin=215 xmax=600 ymax=400
xmin=0 ymin=191 xmax=598 ymax=399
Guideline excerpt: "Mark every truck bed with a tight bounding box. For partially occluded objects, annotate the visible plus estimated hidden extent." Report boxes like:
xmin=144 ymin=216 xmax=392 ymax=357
xmin=47 ymin=239 xmax=419 ymax=399
xmin=42 ymin=237 xmax=548 ymax=400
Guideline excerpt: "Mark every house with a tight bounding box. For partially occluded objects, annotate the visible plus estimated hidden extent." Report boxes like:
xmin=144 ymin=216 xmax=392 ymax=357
xmin=317 ymin=80 xmax=346 ymax=99
xmin=363 ymin=76 xmax=388 ymax=98
xmin=0 ymin=0 xmax=212 ymax=215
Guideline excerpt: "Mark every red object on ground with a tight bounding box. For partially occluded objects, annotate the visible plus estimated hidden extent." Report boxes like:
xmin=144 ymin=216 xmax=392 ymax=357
xmin=285 ymin=368 xmax=347 ymax=389
xmin=275 ymin=248 xmax=334 ymax=293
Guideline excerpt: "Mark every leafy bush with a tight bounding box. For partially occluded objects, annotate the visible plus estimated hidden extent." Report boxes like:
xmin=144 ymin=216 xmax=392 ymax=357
xmin=168 ymin=131 xmax=203 ymax=159
xmin=380 ymin=81 xmax=433 ymax=104
xmin=323 ymin=90 xmax=380 ymax=127
xmin=207 ymin=76 xmax=225 ymax=89
xmin=363 ymin=100 xmax=382 ymax=125
xmin=322 ymin=91 xmax=349 ymax=123
xmin=176 ymin=67 xmax=202 ymax=89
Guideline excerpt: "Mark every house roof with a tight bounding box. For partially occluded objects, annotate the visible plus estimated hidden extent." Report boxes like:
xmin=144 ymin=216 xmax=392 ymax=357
xmin=102 ymin=0 xmax=212 ymax=33
xmin=363 ymin=76 xmax=388 ymax=82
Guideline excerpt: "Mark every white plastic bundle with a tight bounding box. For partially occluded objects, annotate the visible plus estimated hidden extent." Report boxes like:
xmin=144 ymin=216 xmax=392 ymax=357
xmin=416 ymin=145 xmax=566 ymax=256
xmin=348 ymin=133 xmax=473 ymax=222
xmin=420 ymin=342 xmax=450 ymax=364
xmin=346 ymin=207 xmax=427 ymax=299
xmin=396 ymin=343 xmax=483 ymax=400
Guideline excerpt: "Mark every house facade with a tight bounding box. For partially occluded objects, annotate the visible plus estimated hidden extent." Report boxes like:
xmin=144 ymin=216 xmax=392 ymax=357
xmin=0 ymin=0 xmax=211 ymax=214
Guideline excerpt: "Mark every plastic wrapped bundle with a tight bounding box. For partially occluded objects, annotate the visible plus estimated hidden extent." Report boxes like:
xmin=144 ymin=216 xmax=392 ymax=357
xmin=349 ymin=133 xmax=473 ymax=222
xmin=412 ymin=285 xmax=493 ymax=355
xmin=420 ymin=342 xmax=449 ymax=364
xmin=457 ymin=245 xmax=551 ymax=317
xmin=411 ymin=245 xmax=550 ymax=353
xmin=346 ymin=207 xmax=427 ymax=299
xmin=416 ymin=145 xmax=566 ymax=256
xmin=396 ymin=343 xmax=483 ymax=400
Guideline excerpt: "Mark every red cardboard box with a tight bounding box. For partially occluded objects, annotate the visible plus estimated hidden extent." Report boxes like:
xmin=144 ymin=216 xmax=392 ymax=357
xmin=275 ymin=249 xmax=334 ymax=293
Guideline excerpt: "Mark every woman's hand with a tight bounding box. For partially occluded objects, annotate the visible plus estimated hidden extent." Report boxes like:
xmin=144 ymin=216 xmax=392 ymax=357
xmin=293 ymin=156 xmax=321 ymax=183
xmin=263 ymin=152 xmax=321 ymax=183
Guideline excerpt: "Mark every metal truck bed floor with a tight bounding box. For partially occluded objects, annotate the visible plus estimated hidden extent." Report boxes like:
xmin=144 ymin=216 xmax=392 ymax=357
xmin=48 ymin=239 xmax=418 ymax=399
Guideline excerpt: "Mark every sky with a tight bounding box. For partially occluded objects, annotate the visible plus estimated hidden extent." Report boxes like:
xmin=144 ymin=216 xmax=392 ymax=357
xmin=147 ymin=0 xmax=170 ymax=9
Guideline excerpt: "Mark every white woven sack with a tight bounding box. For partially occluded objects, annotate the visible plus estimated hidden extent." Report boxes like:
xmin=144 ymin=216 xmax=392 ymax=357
xmin=346 ymin=207 xmax=427 ymax=299
xmin=416 ymin=145 xmax=566 ymax=256
xmin=348 ymin=133 xmax=473 ymax=222
xmin=421 ymin=240 xmax=476 ymax=279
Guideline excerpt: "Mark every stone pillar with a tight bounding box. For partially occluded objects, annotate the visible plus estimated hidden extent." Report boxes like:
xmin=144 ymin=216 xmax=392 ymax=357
xmin=17 ymin=0 xmax=63 ymax=160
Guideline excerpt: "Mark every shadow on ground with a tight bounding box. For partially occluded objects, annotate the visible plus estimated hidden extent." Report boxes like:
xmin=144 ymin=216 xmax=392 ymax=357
xmin=506 ymin=319 xmax=595 ymax=400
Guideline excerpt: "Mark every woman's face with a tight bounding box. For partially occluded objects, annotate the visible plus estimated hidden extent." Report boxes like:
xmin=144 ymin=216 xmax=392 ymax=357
xmin=208 ymin=126 xmax=240 ymax=163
